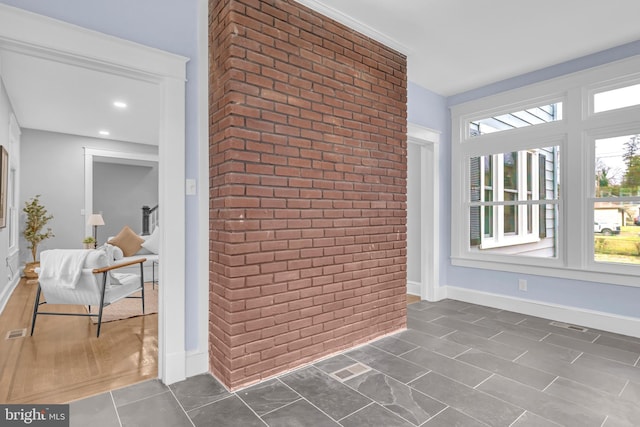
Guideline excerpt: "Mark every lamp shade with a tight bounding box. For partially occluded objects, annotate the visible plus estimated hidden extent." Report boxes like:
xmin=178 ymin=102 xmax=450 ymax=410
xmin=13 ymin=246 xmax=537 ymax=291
xmin=87 ymin=214 xmax=105 ymax=226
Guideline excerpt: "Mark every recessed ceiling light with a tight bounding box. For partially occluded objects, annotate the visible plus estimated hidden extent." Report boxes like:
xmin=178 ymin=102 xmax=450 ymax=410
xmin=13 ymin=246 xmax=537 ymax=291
xmin=99 ymin=130 xmax=110 ymax=136
xmin=113 ymin=101 xmax=127 ymax=109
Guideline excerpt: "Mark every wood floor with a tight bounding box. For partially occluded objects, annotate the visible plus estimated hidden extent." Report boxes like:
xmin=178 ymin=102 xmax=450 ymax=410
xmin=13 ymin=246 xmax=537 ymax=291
xmin=0 ymin=279 xmax=157 ymax=404
xmin=406 ymin=294 xmax=421 ymax=305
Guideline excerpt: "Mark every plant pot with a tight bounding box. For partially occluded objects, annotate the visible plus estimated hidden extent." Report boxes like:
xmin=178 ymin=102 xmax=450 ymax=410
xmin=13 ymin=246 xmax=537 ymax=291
xmin=24 ymin=261 xmax=40 ymax=279
xmin=83 ymin=243 xmax=94 ymax=249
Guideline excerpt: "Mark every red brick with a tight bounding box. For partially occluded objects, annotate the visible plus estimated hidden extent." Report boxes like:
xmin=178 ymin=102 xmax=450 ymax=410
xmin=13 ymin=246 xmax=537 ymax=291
xmin=210 ymin=0 xmax=406 ymax=391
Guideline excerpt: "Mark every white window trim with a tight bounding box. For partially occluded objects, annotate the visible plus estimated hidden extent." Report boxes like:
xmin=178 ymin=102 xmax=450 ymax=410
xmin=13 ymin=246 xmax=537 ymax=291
xmin=451 ymin=54 xmax=640 ymax=288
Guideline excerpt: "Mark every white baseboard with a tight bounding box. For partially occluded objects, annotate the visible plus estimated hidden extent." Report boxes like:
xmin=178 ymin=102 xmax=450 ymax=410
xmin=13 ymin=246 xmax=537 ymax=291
xmin=186 ymin=349 xmax=209 ymax=378
xmin=445 ymin=286 xmax=640 ymax=339
xmin=407 ymin=281 xmax=421 ymax=296
xmin=0 ymin=273 xmax=22 ymax=315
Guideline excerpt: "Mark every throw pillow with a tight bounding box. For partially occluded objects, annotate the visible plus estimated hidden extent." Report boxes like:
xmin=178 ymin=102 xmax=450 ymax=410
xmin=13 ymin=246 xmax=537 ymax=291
xmin=141 ymin=226 xmax=160 ymax=254
xmin=108 ymin=225 xmax=144 ymax=257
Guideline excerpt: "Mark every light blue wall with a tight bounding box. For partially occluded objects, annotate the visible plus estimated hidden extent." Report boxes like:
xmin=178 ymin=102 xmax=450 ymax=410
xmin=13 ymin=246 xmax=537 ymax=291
xmin=0 ymin=0 xmax=202 ymax=348
xmin=442 ymin=41 xmax=640 ymax=318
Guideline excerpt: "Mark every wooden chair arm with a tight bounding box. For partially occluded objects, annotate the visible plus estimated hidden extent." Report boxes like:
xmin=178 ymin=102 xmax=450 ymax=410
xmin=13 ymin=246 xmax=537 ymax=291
xmin=92 ymin=258 xmax=147 ymax=274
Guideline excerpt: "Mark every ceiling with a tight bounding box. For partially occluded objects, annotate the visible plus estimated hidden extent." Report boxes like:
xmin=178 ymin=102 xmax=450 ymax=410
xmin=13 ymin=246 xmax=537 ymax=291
xmin=1 ymin=1 xmax=640 ymax=142
xmin=302 ymin=0 xmax=640 ymax=95
xmin=0 ymin=48 xmax=160 ymax=145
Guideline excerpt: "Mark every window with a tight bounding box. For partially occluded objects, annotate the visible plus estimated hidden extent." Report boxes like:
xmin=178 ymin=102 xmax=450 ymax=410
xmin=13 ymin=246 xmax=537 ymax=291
xmin=469 ymin=103 xmax=562 ymax=137
xmin=451 ymin=55 xmax=640 ymax=286
xmin=469 ymin=147 xmax=558 ymax=256
xmin=594 ymin=83 xmax=640 ymax=113
xmin=592 ymin=134 xmax=640 ymax=266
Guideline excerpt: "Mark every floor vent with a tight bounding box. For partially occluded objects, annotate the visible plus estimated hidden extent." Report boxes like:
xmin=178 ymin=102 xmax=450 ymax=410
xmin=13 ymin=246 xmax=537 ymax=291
xmin=6 ymin=328 xmax=26 ymax=340
xmin=330 ymin=363 xmax=371 ymax=382
xmin=549 ymin=321 xmax=588 ymax=333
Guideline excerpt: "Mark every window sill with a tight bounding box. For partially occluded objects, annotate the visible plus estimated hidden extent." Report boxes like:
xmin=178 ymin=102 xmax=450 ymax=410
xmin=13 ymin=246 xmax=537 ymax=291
xmin=451 ymin=256 xmax=640 ymax=288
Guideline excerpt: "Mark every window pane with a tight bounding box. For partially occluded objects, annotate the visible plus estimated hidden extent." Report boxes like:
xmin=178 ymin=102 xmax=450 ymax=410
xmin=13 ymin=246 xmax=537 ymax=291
xmin=469 ymin=147 xmax=559 ymax=258
xmin=469 ymin=103 xmax=562 ymax=137
xmin=593 ymin=201 xmax=640 ymax=265
xmin=595 ymin=134 xmax=640 ymax=197
xmin=594 ymin=84 xmax=640 ymax=113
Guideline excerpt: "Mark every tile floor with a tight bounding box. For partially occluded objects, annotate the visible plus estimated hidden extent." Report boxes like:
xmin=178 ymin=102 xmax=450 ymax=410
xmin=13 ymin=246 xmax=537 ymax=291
xmin=70 ymin=299 xmax=640 ymax=426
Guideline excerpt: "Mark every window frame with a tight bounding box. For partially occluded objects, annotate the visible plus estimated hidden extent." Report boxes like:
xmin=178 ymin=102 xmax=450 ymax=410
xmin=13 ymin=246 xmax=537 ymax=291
xmin=451 ymin=55 xmax=640 ymax=288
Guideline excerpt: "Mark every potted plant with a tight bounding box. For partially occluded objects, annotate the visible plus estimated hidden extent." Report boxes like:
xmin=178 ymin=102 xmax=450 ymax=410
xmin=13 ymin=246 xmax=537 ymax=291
xmin=23 ymin=195 xmax=54 ymax=279
xmin=82 ymin=236 xmax=96 ymax=249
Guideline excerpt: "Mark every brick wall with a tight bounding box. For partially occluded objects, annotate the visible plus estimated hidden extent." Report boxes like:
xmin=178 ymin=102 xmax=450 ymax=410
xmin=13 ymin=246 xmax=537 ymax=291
xmin=209 ymin=0 xmax=407 ymax=390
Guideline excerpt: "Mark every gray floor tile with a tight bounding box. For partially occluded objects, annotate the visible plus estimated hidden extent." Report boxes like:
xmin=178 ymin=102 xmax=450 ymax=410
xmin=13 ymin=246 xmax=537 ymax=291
xmin=394 ymin=329 xmax=470 ymax=358
xmin=345 ymin=345 xmax=427 ymax=384
xmin=517 ymin=318 xmax=601 ymax=342
xmin=621 ymin=380 xmax=640 ymax=402
xmin=430 ymin=317 xmax=500 ymax=339
xmin=544 ymin=376 xmax=640 ymax=426
xmin=420 ymin=306 xmax=486 ymax=323
xmin=491 ymin=331 xmax=582 ymax=363
xmin=371 ymin=336 xmax=419 ymax=356
xmin=572 ymin=352 xmax=640 ymax=384
xmin=188 ymin=395 xmax=265 ymax=427
xmin=111 ymin=379 xmax=169 ymax=407
xmin=406 ymin=301 xmax=435 ymax=311
xmin=70 ymin=392 xmax=120 ymax=427
xmin=280 ymin=366 xmax=371 ymax=420
xmin=431 ymin=299 xmax=476 ymax=311
xmin=409 ymin=372 xmax=524 ymax=427
xmin=475 ymin=318 xmax=549 ymax=341
xmin=407 ymin=309 xmax=445 ymax=323
xmin=339 ymin=403 xmax=414 ymax=427
xmin=516 ymin=351 xmax=627 ymax=395
xmin=237 ymin=378 xmax=300 ymax=416
xmin=456 ymin=349 xmax=555 ymax=390
xmin=510 ymin=411 xmax=562 ymax=426
xmin=345 ymin=370 xmax=446 ymax=426
xmin=477 ymin=375 xmax=605 ymax=427
xmin=406 ymin=317 xmax=456 ymax=338
xmin=593 ymin=334 xmax=640 ymax=355
xmin=315 ymin=354 xmax=359 ymax=374
xmin=464 ymin=307 xmax=528 ymax=325
xmin=169 ymin=372 xmax=231 ymax=411
xmin=543 ymin=333 xmax=639 ymax=365
xmin=459 ymin=304 xmax=503 ymax=316
xmin=261 ymin=399 xmax=338 ymax=426
xmin=603 ymin=415 xmax=637 ymax=427
xmin=401 ymin=347 xmax=492 ymax=388
xmin=118 ymin=391 xmax=192 ymax=427
xmin=445 ymin=330 xmax=526 ymax=361
xmin=422 ymin=407 xmax=486 ymax=427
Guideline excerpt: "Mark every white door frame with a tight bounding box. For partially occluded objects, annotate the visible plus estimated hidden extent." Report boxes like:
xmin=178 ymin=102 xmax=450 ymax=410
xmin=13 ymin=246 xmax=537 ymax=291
xmin=0 ymin=5 xmax=189 ymax=383
xmin=407 ymin=124 xmax=440 ymax=301
xmin=83 ymin=148 xmax=159 ymax=238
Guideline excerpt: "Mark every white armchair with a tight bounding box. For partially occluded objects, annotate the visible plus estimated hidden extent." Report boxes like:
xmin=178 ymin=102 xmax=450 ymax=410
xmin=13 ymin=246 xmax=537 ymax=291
xmin=30 ymin=249 xmax=146 ymax=337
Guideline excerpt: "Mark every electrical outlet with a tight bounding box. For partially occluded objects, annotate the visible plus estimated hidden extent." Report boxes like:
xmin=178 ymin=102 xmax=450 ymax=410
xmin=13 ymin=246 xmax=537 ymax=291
xmin=518 ymin=279 xmax=527 ymax=291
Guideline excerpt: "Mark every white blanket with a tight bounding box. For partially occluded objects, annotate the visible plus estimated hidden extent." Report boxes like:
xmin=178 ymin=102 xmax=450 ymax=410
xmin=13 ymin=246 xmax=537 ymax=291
xmin=39 ymin=249 xmax=90 ymax=289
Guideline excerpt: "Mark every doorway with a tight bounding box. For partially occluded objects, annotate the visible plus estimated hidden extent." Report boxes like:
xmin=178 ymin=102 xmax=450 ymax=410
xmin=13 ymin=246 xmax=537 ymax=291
xmin=0 ymin=5 xmax=188 ymax=385
xmin=407 ymin=124 xmax=440 ymax=301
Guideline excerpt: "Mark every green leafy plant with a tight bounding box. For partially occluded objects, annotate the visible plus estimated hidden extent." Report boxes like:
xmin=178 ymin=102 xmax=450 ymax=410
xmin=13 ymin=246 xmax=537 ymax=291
xmin=82 ymin=236 xmax=96 ymax=244
xmin=23 ymin=195 xmax=54 ymax=262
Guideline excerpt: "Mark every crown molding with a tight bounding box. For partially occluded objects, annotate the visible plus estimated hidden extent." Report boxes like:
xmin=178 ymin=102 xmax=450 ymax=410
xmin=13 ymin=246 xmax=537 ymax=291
xmin=294 ymin=0 xmax=412 ymax=56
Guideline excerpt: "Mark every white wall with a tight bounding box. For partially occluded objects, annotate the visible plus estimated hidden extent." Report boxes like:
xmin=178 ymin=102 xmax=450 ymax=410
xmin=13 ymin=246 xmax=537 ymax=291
xmin=20 ymin=129 xmax=158 ymax=263
xmin=94 ymin=162 xmax=158 ymax=240
xmin=0 ymin=72 xmax=20 ymax=312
